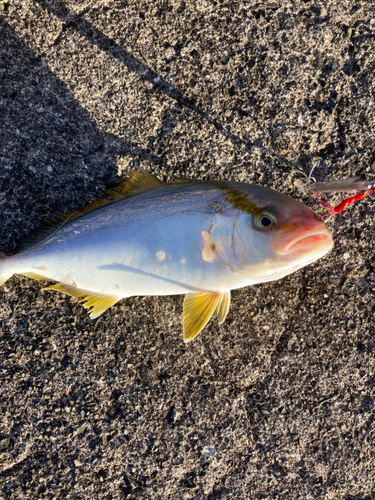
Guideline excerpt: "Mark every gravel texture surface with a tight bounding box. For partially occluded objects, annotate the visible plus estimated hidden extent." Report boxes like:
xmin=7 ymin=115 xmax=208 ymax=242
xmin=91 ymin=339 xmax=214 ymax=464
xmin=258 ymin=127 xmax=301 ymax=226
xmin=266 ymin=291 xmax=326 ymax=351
xmin=0 ymin=1 xmax=374 ymax=499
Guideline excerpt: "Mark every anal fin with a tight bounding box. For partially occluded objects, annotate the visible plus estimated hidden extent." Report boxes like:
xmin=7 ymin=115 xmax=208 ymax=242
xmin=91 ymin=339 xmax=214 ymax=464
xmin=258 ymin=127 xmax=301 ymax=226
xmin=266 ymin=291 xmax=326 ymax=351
xmin=183 ymin=290 xmax=231 ymax=342
xmin=22 ymin=272 xmax=48 ymax=282
xmin=44 ymin=283 xmax=119 ymax=319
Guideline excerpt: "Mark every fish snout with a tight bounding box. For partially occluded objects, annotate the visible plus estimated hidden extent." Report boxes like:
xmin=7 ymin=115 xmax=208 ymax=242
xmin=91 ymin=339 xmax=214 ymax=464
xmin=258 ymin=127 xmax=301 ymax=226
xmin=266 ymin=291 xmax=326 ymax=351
xmin=272 ymin=221 xmax=333 ymax=256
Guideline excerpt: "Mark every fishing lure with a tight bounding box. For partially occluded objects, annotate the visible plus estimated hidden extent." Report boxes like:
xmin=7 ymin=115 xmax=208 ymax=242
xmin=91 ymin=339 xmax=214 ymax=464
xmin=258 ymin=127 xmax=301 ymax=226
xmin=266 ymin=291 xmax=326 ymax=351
xmin=311 ymin=178 xmax=375 ymax=217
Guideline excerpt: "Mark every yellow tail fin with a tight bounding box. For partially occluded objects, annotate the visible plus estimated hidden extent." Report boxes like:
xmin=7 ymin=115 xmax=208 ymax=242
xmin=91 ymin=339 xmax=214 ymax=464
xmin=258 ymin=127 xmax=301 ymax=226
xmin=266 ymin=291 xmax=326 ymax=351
xmin=0 ymin=252 xmax=12 ymax=287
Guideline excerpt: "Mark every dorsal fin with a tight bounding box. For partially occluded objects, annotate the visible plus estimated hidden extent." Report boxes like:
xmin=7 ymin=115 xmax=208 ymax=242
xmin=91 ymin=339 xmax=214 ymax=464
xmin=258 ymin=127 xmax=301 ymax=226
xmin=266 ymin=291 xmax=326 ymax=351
xmin=106 ymin=169 xmax=164 ymax=199
xmin=173 ymin=177 xmax=192 ymax=184
xmin=18 ymin=170 xmax=165 ymax=253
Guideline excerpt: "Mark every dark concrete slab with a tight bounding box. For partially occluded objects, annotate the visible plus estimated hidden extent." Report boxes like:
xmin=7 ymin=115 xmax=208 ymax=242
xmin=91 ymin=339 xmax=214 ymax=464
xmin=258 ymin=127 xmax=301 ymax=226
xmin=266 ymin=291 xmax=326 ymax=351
xmin=1 ymin=1 xmax=374 ymax=499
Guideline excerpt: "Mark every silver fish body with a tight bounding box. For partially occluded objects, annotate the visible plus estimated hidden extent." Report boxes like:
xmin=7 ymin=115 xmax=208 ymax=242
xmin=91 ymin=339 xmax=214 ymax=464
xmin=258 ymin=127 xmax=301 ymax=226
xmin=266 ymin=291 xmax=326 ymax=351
xmin=0 ymin=171 xmax=334 ymax=341
xmin=4 ymin=184 xmax=251 ymax=294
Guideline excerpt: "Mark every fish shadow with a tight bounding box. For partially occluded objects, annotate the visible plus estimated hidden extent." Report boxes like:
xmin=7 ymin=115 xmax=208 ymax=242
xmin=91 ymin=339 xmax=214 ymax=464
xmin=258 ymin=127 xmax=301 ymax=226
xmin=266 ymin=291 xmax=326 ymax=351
xmin=0 ymin=20 xmax=169 ymax=252
xmin=0 ymin=2 xmax=286 ymax=254
xmin=33 ymin=0 xmax=294 ymax=166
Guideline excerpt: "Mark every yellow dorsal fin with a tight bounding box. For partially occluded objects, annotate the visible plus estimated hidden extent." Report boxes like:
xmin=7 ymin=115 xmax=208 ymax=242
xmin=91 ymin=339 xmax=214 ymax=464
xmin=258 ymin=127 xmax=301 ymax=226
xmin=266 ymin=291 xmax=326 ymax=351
xmin=18 ymin=170 xmax=165 ymax=253
xmin=183 ymin=291 xmax=222 ymax=342
xmin=106 ymin=169 xmax=165 ymax=199
xmin=44 ymin=283 xmax=119 ymax=319
xmin=173 ymin=177 xmax=192 ymax=184
xmin=214 ymin=289 xmax=231 ymax=324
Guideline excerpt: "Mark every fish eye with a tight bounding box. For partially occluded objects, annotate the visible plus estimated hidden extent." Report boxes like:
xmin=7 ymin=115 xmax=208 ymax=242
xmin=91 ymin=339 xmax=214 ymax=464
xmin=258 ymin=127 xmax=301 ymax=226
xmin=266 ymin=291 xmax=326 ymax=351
xmin=254 ymin=210 xmax=278 ymax=230
xmin=260 ymin=216 xmax=272 ymax=227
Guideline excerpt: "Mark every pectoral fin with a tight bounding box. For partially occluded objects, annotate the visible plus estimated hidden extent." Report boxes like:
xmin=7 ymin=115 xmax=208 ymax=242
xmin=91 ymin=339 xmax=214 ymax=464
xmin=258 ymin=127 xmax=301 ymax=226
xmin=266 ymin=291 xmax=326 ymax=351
xmin=201 ymin=231 xmax=215 ymax=263
xmin=44 ymin=283 xmax=119 ymax=319
xmin=183 ymin=290 xmax=231 ymax=342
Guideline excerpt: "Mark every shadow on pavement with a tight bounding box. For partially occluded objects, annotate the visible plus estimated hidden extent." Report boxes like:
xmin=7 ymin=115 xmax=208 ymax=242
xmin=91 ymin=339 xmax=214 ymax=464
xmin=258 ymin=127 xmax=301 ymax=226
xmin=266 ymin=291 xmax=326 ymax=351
xmin=0 ymin=21 xmax=168 ymax=252
xmin=34 ymin=0 xmax=292 ymax=166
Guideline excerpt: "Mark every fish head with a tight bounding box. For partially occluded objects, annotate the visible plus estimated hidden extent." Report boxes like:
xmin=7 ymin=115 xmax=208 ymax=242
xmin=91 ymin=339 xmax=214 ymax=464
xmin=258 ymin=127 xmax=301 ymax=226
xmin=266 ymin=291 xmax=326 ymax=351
xmin=210 ymin=185 xmax=333 ymax=282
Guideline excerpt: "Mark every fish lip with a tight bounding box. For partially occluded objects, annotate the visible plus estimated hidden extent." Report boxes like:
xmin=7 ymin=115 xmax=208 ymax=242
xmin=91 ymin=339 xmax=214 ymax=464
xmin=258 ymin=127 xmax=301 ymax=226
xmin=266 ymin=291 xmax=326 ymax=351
xmin=272 ymin=224 xmax=333 ymax=256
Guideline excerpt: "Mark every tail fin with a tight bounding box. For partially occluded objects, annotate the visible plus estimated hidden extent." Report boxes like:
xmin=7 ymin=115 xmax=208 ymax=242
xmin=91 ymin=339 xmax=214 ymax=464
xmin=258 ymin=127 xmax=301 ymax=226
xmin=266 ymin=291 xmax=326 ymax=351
xmin=0 ymin=252 xmax=12 ymax=287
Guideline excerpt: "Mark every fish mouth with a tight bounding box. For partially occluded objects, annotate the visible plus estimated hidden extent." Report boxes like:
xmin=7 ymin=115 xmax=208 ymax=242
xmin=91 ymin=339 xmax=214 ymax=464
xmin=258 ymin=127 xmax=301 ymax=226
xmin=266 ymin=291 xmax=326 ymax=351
xmin=272 ymin=223 xmax=333 ymax=256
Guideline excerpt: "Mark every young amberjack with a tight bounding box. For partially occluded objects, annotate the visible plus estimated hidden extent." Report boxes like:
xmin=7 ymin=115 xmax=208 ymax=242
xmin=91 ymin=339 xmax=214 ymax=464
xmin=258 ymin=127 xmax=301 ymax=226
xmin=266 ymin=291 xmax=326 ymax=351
xmin=0 ymin=170 xmax=333 ymax=341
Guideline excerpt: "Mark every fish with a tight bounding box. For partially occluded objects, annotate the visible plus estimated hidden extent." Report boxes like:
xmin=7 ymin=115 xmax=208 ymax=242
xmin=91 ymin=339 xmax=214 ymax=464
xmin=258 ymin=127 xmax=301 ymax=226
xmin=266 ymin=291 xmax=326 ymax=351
xmin=0 ymin=170 xmax=333 ymax=342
